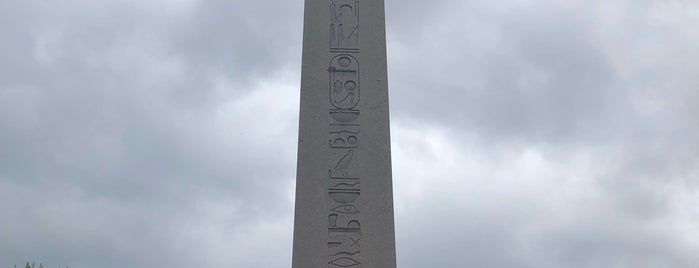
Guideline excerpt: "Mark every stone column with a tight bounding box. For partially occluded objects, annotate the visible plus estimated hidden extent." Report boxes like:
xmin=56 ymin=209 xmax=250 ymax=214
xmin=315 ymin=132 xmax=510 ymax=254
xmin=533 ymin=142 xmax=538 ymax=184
xmin=292 ymin=0 xmax=396 ymax=267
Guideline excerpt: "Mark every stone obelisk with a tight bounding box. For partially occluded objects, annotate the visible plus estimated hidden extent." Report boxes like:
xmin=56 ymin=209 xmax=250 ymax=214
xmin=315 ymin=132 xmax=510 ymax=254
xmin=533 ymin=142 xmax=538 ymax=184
xmin=292 ymin=0 xmax=396 ymax=267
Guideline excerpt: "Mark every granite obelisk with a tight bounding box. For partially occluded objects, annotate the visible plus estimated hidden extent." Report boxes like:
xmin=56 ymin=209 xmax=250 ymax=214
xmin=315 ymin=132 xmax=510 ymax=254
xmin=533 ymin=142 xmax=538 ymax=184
xmin=292 ymin=0 xmax=396 ymax=267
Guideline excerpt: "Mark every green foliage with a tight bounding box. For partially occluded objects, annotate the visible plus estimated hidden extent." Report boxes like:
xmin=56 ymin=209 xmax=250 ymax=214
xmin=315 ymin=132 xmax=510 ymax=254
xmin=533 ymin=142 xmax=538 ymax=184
xmin=13 ymin=262 xmax=45 ymax=268
xmin=12 ymin=261 xmax=71 ymax=268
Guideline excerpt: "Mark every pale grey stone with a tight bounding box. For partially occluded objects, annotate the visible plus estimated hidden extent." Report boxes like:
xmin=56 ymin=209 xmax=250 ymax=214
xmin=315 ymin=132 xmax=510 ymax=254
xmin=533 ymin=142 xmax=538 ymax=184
xmin=292 ymin=0 xmax=396 ymax=267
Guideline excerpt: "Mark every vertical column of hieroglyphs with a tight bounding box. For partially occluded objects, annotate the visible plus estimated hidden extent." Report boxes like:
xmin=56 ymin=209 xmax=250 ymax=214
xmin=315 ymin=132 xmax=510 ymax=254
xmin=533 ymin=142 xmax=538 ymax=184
xmin=326 ymin=1 xmax=362 ymax=267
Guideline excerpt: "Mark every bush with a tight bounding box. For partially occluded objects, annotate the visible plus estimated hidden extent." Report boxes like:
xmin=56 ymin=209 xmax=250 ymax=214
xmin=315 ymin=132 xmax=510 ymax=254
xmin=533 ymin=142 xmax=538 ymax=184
xmin=13 ymin=261 xmax=68 ymax=268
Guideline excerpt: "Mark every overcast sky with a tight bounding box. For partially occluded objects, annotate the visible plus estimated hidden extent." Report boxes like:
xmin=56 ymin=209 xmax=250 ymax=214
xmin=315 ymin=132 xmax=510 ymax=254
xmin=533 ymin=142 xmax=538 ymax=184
xmin=1 ymin=0 xmax=698 ymax=267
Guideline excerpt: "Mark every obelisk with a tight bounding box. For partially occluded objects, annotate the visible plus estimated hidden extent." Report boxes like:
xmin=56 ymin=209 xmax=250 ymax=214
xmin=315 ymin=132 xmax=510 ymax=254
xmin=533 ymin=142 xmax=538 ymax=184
xmin=292 ymin=0 xmax=396 ymax=267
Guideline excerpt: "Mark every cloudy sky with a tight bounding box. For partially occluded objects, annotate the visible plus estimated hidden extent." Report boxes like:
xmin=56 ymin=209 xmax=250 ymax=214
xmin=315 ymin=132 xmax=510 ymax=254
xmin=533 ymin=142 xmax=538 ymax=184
xmin=1 ymin=0 xmax=698 ymax=267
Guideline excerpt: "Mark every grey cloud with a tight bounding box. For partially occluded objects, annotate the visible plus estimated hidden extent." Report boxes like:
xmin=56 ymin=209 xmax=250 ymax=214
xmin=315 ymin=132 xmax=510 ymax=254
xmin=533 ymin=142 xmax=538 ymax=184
xmin=391 ymin=130 xmax=699 ymax=267
xmin=1 ymin=0 xmax=299 ymax=267
xmin=2 ymin=0 xmax=698 ymax=267
xmin=171 ymin=0 xmax=303 ymax=83
xmin=388 ymin=1 xmax=630 ymax=144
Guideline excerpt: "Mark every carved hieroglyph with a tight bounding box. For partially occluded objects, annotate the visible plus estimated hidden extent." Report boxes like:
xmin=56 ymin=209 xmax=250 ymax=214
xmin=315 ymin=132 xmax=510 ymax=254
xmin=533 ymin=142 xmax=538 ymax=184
xmin=293 ymin=0 xmax=396 ymax=267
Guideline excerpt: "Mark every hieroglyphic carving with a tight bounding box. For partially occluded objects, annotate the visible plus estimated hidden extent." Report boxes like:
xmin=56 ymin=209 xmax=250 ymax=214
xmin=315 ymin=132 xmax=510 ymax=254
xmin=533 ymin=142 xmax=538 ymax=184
xmin=332 ymin=204 xmax=360 ymax=214
xmin=330 ymin=0 xmax=360 ymax=49
xmin=349 ymin=237 xmax=361 ymax=248
xmin=329 ymin=124 xmax=360 ymax=149
xmin=330 ymin=257 xmax=361 ymax=267
xmin=329 ymin=55 xmax=360 ymax=110
xmin=327 ymin=1 xmax=362 ymax=267
xmin=329 ymin=190 xmax=360 ymax=203
xmin=328 ymin=236 xmax=363 ymax=267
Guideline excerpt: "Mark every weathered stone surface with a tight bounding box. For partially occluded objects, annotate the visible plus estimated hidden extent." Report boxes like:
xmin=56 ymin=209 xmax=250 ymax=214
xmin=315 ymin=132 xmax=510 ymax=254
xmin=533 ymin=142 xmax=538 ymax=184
xmin=292 ymin=0 xmax=396 ymax=267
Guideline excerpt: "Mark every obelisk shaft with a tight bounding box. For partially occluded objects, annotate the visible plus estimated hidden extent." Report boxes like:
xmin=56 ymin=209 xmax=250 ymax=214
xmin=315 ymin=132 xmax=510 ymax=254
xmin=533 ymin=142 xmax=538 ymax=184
xmin=292 ymin=0 xmax=396 ymax=267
